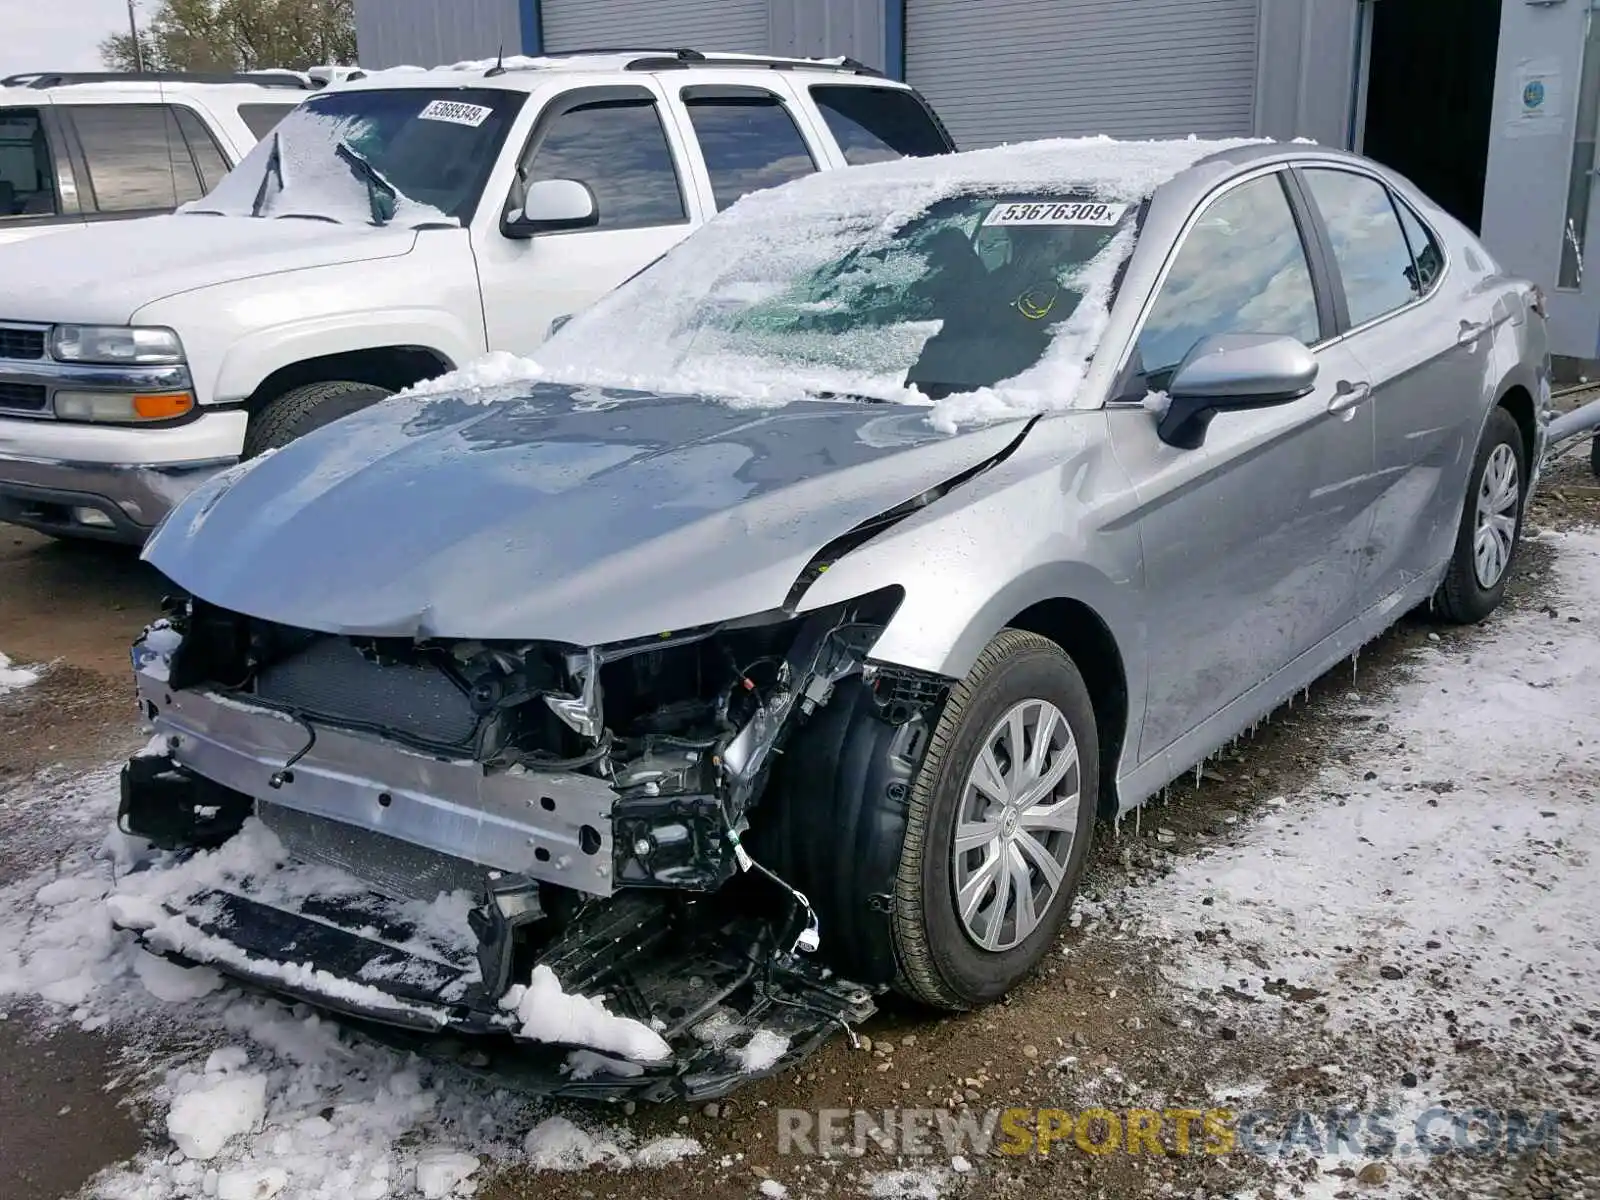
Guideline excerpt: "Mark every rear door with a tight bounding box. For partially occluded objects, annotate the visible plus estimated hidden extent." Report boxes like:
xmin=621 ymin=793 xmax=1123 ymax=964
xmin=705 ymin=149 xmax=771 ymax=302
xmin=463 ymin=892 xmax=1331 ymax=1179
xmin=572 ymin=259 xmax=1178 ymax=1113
xmin=0 ymin=104 xmax=85 ymax=244
xmin=1295 ymin=166 xmax=1490 ymax=599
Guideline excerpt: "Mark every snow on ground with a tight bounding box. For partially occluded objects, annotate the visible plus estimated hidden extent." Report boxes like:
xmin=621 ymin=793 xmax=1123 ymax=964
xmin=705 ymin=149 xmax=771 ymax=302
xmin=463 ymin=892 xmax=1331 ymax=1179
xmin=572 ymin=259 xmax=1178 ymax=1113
xmin=0 ymin=650 xmax=40 ymax=694
xmin=1125 ymin=528 xmax=1600 ymax=1194
xmin=1 ymin=534 xmax=1597 ymax=1198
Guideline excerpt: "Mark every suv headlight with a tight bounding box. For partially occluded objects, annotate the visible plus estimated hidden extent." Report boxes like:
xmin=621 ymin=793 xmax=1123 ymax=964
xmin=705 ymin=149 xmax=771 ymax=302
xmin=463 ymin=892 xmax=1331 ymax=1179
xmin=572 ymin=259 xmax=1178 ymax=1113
xmin=50 ymin=325 xmax=185 ymax=365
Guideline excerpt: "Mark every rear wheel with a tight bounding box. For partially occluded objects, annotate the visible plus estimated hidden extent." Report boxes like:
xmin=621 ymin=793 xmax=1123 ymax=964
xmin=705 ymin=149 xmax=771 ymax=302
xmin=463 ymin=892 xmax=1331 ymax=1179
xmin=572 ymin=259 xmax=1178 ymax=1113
xmin=890 ymin=629 xmax=1098 ymax=1010
xmin=1590 ymin=432 xmax=1599 ymax=478
xmin=243 ymin=380 xmax=392 ymax=458
xmin=1434 ymin=407 xmax=1526 ymax=624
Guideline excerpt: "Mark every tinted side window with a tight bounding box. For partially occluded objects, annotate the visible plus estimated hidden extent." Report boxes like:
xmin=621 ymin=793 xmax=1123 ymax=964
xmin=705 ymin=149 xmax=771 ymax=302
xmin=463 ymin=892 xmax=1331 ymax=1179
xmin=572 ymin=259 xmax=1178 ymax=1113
xmin=809 ymin=85 xmax=953 ymax=165
xmin=238 ymin=103 xmax=298 ymax=141
xmin=1394 ymin=197 xmax=1444 ymax=296
xmin=1302 ymin=169 xmax=1419 ymax=326
xmin=0 ymin=108 xmax=58 ymax=219
xmin=172 ymin=107 xmax=229 ymax=194
xmin=69 ymin=105 xmax=200 ymax=213
xmin=527 ymin=99 xmax=686 ymax=231
xmin=683 ymin=93 xmax=816 ymax=210
xmin=1138 ymin=173 xmax=1321 ymax=377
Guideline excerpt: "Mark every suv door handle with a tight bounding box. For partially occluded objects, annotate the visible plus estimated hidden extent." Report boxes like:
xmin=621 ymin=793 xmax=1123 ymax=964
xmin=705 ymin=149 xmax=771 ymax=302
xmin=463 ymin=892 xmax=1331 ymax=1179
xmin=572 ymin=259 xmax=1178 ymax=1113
xmin=1327 ymin=381 xmax=1372 ymax=415
xmin=1457 ymin=319 xmax=1489 ymax=347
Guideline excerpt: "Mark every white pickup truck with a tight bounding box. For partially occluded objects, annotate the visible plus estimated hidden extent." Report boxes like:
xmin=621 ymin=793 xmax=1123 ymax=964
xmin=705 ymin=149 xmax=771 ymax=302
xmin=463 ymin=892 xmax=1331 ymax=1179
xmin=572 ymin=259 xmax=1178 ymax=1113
xmin=0 ymin=50 xmax=953 ymax=542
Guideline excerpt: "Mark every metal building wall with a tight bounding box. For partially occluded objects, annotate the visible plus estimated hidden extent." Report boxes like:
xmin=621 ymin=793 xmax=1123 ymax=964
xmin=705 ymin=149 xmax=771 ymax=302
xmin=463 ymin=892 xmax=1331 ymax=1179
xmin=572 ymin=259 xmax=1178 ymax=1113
xmin=770 ymin=0 xmax=888 ymax=74
xmin=354 ymin=0 xmax=526 ymax=69
xmin=905 ymin=0 xmax=1262 ymax=149
xmin=541 ymin=0 xmax=770 ymax=55
xmin=1253 ymin=0 xmax=1363 ymax=148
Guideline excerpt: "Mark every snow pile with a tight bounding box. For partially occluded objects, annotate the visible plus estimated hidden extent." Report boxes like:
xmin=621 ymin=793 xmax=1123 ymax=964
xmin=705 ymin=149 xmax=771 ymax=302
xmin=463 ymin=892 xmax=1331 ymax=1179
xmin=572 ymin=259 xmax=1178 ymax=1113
xmin=521 ymin=1114 xmax=701 ymax=1172
xmin=499 ymin=964 xmax=671 ymax=1063
xmin=0 ymin=649 xmax=40 ymax=693
xmin=735 ymin=1028 xmax=790 ymax=1073
xmin=414 ymin=1150 xmax=480 ymax=1198
xmin=166 ymin=1059 xmax=269 ymax=1159
xmin=863 ymin=1166 xmax=952 ymax=1199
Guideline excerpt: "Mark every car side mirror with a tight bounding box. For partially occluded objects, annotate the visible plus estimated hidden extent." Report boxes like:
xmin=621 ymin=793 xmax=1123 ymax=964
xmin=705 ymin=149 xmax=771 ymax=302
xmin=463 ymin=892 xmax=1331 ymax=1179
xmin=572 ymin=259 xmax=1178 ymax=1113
xmin=503 ymin=178 xmax=598 ymax=239
xmin=1156 ymin=333 xmax=1318 ymax=450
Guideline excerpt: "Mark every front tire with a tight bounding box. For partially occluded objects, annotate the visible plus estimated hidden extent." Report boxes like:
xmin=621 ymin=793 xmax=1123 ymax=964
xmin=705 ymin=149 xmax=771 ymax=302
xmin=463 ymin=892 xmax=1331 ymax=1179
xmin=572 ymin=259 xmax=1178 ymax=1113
xmin=891 ymin=629 xmax=1098 ymax=1010
xmin=1434 ymin=407 xmax=1526 ymax=624
xmin=243 ymin=380 xmax=392 ymax=458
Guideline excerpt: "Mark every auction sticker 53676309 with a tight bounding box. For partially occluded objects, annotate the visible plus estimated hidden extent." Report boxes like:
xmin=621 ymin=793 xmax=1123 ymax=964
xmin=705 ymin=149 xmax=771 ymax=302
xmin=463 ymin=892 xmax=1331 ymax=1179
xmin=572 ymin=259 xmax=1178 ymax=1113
xmin=984 ymin=200 xmax=1128 ymax=227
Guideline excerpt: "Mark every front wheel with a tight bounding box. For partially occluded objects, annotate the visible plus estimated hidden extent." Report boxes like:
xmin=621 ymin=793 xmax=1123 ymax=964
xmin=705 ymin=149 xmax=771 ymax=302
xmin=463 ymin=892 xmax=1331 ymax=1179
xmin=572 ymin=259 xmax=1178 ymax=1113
xmin=891 ymin=629 xmax=1098 ymax=1010
xmin=1434 ymin=406 xmax=1527 ymax=624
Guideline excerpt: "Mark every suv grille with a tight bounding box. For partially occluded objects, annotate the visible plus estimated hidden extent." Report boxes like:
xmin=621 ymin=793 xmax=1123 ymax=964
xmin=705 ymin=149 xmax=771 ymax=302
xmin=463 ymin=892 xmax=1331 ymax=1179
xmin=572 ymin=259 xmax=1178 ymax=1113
xmin=0 ymin=327 xmax=45 ymax=360
xmin=0 ymin=382 xmax=48 ymax=412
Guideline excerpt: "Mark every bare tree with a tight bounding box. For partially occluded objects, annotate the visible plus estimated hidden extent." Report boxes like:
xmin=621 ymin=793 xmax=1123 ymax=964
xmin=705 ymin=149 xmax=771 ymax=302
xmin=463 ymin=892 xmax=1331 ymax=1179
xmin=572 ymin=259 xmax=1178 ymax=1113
xmin=101 ymin=0 xmax=355 ymax=73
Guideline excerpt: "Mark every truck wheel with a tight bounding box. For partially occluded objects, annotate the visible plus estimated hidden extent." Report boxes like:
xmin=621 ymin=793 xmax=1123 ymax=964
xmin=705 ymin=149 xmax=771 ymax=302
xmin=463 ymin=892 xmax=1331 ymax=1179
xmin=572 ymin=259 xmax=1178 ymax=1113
xmin=243 ymin=380 xmax=392 ymax=458
xmin=1591 ymin=432 xmax=1599 ymax=478
xmin=891 ymin=629 xmax=1098 ymax=1010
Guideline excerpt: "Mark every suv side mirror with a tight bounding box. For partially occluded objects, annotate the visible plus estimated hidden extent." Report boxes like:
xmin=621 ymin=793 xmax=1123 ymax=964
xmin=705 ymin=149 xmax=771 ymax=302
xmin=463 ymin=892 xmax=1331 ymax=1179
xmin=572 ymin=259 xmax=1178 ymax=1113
xmin=1156 ymin=333 xmax=1318 ymax=450
xmin=503 ymin=178 xmax=598 ymax=239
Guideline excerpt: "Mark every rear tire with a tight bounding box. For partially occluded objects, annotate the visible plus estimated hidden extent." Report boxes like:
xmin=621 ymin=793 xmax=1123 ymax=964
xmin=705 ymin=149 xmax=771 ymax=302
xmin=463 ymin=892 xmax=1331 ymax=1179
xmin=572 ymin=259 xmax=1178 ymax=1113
xmin=1590 ymin=432 xmax=1599 ymax=478
xmin=1433 ymin=407 xmax=1526 ymax=624
xmin=243 ymin=380 xmax=392 ymax=458
xmin=890 ymin=629 xmax=1098 ymax=1010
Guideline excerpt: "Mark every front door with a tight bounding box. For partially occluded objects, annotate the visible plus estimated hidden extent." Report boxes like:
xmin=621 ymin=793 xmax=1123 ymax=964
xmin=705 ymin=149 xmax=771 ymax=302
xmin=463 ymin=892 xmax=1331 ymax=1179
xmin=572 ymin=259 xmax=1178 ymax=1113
xmin=1107 ymin=169 xmax=1380 ymax=763
xmin=1482 ymin=0 xmax=1600 ymax=357
xmin=473 ymin=84 xmax=707 ymax=353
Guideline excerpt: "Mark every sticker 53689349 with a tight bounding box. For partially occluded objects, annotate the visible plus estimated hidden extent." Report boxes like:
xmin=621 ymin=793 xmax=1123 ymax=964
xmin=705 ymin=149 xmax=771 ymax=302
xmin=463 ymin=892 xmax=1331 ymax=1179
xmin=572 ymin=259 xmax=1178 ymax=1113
xmin=983 ymin=200 xmax=1128 ymax=227
xmin=419 ymin=99 xmax=494 ymax=127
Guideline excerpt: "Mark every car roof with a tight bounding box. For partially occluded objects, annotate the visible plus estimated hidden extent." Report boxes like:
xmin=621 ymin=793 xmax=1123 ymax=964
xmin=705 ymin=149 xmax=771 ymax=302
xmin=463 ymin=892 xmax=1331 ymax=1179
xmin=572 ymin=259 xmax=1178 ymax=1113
xmin=329 ymin=50 xmax=910 ymax=95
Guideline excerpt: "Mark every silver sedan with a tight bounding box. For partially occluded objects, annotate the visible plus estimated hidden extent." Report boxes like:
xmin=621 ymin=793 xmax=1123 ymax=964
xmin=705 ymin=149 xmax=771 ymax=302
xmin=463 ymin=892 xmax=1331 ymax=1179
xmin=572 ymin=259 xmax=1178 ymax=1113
xmin=121 ymin=138 xmax=1549 ymax=1096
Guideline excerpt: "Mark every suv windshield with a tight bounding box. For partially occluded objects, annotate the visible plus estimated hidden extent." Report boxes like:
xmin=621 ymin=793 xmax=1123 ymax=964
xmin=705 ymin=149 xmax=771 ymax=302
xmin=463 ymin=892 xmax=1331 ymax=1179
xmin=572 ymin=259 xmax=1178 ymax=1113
xmin=543 ymin=193 xmax=1139 ymax=401
xmin=189 ymin=88 xmax=525 ymax=226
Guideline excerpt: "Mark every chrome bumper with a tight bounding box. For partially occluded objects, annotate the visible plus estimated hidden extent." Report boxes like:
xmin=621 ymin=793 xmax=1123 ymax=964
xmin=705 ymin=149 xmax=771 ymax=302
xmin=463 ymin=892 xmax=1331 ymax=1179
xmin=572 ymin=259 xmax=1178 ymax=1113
xmin=137 ymin=666 xmax=619 ymax=897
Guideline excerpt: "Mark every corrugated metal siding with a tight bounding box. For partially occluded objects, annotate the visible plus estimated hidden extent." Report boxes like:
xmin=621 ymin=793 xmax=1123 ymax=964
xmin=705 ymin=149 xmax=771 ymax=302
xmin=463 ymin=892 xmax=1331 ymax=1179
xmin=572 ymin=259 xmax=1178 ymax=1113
xmin=542 ymin=0 xmax=770 ymax=55
xmin=354 ymin=0 xmax=523 ymax=68
xmin=906 ymin=0 xmax=1260 ymax=148
xmin=770 ymin=0 xmax=886 ymax=73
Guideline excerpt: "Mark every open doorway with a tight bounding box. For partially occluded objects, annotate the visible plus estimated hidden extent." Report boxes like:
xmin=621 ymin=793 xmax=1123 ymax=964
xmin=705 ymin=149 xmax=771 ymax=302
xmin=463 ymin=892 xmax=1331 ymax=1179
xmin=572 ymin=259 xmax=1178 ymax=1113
xmin=1360 ymin=0 xmax=1503 ymax=232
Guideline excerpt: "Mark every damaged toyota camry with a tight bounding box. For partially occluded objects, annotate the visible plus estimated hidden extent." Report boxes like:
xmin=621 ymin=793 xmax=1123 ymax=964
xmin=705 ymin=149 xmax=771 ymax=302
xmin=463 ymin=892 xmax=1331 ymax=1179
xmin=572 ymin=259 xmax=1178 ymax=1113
xmin=114 ymin=136 xmax=1549 ymax=1101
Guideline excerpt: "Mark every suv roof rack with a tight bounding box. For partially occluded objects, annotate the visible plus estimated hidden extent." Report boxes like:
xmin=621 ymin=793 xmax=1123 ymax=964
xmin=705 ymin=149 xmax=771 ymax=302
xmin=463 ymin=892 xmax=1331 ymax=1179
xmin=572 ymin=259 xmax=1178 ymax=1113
xmin=477 ymin=47 xmax=704 ymax=77
xmin=3 ymin=70 xmax=314 ymax=90
xmin=624 ymin=54 xmax=882 ymax=77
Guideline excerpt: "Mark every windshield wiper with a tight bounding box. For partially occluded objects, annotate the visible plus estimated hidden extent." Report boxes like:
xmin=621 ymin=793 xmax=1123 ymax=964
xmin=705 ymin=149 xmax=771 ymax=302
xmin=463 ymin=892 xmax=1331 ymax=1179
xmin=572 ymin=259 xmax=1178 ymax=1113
xmin=273 ymin=213 xmax=340 ymax=223
xmin=334 ymin=139 xmax=398 ymax=226
xmin=251 ymin=130 xmax=284 ymax=218
xmin=811 ymin=389 xmax=893 ymax=405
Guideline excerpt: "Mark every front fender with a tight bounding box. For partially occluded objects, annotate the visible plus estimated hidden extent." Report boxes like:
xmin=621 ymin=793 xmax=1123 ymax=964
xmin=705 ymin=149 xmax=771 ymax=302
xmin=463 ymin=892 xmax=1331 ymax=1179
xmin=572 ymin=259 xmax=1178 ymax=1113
xmin=206 ymin=310 xmax=481 ymax=404
xmin=794 ymin=413 xmax=1147 ymax=686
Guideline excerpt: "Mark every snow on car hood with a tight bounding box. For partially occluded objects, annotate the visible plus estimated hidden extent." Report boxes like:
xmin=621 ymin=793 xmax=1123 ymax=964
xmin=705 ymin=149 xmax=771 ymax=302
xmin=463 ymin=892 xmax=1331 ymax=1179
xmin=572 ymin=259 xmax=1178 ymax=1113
xmin=142 ymin=383 xmax=1028 ymax=645
xmin=0 ymin=216 xmax=419 ymax=324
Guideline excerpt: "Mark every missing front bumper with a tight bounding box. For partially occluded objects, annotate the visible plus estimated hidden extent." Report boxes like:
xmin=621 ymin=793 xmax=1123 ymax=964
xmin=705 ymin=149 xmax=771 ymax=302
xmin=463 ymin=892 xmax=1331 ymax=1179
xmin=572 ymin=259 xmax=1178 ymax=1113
xmin=115 ymin=754 xmax=876 ymax=1103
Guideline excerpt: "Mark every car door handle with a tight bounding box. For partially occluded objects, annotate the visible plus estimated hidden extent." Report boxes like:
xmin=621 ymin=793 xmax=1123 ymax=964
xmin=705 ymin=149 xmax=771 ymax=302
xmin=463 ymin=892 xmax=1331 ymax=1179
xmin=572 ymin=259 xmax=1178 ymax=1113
xmin=1327 ymin=381 xmax=1372 ymax=415
xmin=1458 ymin=319 xmax=1489 ymax=347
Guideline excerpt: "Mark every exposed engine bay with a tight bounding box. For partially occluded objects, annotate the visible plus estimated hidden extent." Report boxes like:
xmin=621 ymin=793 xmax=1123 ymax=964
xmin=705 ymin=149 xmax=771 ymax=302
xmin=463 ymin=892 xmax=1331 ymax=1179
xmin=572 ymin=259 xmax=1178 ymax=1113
xmin=116 ymin=587 xmax=952 ymax=1101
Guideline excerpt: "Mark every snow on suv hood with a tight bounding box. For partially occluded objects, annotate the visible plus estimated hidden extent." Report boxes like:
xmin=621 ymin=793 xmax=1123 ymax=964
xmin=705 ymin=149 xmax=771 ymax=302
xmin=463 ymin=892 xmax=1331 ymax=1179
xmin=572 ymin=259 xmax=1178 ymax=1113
xmin=0 ymin=215 xmax=419 ymax=324
xmin=143 ymin=383 xmax=1028 ymax=646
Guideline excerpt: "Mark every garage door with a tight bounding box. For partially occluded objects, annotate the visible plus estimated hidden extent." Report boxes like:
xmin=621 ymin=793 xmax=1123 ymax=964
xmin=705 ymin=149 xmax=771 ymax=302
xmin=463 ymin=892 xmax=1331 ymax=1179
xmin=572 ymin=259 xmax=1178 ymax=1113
xmin=907 ymin=0 xmax=1260 ymax=148
xmin=541 ymin=0 xmax=770 ymax=56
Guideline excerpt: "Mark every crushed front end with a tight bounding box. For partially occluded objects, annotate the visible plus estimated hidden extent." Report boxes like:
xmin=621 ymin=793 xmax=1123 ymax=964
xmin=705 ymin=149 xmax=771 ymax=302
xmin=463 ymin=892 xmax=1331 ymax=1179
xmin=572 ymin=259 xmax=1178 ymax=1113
xmin=115 ymin=588 xmax=942 ymax=1101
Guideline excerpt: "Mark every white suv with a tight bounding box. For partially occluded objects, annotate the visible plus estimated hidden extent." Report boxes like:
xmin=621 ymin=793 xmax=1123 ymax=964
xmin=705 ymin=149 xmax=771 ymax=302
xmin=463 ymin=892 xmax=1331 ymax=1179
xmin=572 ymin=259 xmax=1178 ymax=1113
xmin=0 ymin=71 xmax=309 ymax=245
xmin=0 ymin=51 xmax=953 ymax=542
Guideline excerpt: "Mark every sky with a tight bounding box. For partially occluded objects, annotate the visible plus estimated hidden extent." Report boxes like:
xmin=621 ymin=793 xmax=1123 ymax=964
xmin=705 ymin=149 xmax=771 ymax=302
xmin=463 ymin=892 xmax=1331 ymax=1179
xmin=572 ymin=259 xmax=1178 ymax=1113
xmin=1 ymin=0 xmax=134 ymax=79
